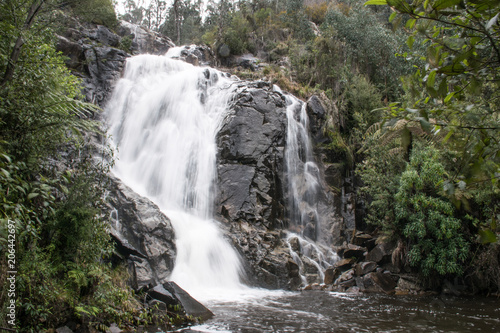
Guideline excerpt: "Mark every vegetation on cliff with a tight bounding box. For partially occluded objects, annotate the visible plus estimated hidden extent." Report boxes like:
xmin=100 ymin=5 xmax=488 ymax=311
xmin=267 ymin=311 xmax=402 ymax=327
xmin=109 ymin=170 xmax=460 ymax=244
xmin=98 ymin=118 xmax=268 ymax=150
xmin=120 ymin=0 xmax=499 ymax=292
xmin=0 ymin=1 xmax=180 ymax=331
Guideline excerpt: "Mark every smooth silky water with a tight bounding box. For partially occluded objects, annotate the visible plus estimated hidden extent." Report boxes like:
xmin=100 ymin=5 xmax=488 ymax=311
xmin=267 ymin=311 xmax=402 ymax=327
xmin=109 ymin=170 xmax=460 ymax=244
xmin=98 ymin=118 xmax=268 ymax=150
xmin=105 ymin=54 xmax=499 ymax=332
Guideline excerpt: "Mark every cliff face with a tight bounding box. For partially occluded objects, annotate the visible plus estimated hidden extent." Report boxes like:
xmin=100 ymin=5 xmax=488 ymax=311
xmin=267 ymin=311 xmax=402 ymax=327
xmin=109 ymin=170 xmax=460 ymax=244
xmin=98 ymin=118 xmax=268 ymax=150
xmin=57 ymin=18 xmax=356 ymax=291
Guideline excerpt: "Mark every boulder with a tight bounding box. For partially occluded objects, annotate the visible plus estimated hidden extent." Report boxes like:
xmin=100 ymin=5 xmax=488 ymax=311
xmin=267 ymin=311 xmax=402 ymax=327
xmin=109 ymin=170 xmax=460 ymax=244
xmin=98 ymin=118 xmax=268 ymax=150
xmin=361 ymin=272 xmax=397 ymax=294
xmin=106 ymin=176 xmax=176 ymax=290
xmin=306 ymin=95 xmax=326 ymax=140
xmin=354 ymin=261 xmax=377 ymax=276
xmin=148 ymin=282 xmax=214 ymax=321
xmin=365 ymin=243 xmax=392 ymax=264
xmin=343 ymin=244 xmax=366 ymax=261
xmin=118 ymin=20 xmax=175 ymax=55
xmin=56 ymin=36 xmax=85 ymax=71
xmin=334 ymin=258 xmax=355 ymax=271
xmin=351 ymin=232 xmax=375 ymax=249
xmin=370 ymin=271 xmax=397 ymax=294
xmin=397 ymin=275 xmax=423 ymax=292
xmin=324 ymin=267 xmax=340 ymax=285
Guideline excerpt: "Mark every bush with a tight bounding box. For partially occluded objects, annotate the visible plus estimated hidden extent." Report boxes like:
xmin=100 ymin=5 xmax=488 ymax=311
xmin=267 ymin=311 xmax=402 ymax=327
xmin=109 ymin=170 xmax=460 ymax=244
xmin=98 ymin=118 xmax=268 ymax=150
xmin=70 ymin=0 xmax=118 ymax=28
xmin=395 ymin=144 xmax=469 ymax=277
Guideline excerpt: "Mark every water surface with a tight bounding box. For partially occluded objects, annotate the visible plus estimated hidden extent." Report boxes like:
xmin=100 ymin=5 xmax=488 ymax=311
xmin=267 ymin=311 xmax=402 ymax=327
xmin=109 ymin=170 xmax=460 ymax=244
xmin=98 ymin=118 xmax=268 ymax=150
xmin=181 ymin=291 xmax=499 ymax=333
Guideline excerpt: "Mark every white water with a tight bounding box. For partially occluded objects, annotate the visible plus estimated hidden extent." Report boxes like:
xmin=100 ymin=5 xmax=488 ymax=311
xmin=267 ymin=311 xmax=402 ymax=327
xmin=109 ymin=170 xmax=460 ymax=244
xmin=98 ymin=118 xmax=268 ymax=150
xmin=284 ymin=95 xmax=320 ymax=240
xmin=283 ymin=94 xmax=339 ymax=284
xmin=105 ymin=54 xmax=246 ymax=300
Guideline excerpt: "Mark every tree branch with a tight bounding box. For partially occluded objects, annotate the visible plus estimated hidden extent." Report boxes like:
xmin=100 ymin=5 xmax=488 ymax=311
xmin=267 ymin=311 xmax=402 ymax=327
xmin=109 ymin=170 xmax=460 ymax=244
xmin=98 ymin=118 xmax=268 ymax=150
xmin=1 ymin=0 xmax=46 ymax=88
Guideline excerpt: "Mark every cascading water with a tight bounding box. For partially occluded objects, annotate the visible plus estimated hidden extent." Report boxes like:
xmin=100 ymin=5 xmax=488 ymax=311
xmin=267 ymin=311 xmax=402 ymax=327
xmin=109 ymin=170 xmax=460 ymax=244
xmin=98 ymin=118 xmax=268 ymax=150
xmin=105 ymin=54 xmax=245 ymax=298
xmin=282 ymin=92 xmax=339 ymax=285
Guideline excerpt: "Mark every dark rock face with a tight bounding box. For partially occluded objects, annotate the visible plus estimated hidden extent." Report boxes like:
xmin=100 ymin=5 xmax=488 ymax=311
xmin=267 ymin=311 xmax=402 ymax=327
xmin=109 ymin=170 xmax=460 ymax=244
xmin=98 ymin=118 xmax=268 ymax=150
xmin=215 ymin=81 xmax=298 ymax=289
xmin=148 ymin=282 xmax=214 ymax=320
xmin=306 ymin=95 xmax=326 ymax=142
xmin=55 ymin=18 xmax=174 ymax=106
xmin=168 ymin=44 xmax=215 ymax=66
xmin=217 ymin=81 xmax=287 ymax=228
xmin=118 ymin=21 xmax=175 ymax=55
xmin=106 ymin=176 xmax=176 ymax=290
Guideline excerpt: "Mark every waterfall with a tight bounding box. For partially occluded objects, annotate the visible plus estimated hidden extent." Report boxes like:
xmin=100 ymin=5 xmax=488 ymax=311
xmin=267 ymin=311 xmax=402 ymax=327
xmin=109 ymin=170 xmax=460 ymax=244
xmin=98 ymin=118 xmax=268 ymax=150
xmin=283 ymin=93 xmax=339 ymax=285
xmin=105 ymin=54 xmax=245 ymax=297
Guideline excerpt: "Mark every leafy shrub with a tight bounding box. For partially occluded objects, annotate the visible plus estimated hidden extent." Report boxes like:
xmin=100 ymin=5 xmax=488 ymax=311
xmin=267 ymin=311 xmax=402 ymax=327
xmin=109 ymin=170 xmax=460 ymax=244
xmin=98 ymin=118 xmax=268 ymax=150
xmin=70 ymin=0 xmax=118 ymax=28
xmin=395 ymin=144 xmax=469 ymax=277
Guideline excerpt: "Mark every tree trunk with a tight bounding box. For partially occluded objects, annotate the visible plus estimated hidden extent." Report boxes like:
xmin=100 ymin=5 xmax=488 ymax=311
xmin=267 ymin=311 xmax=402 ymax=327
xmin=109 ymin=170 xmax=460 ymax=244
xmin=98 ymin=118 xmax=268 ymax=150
xmin=1 ymin=0 xmax=46 ymax=88
xmin=174 ymin=0 xmax=181 ymax=45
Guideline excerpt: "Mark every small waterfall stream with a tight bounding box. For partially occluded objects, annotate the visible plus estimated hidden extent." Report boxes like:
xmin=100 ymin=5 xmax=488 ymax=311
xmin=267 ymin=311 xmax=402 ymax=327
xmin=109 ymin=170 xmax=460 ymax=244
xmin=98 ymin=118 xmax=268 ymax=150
xmin=105 ymin=54 xmax=245 ymax=298
xmin=282 ymin=92 xmax=339 ymax=285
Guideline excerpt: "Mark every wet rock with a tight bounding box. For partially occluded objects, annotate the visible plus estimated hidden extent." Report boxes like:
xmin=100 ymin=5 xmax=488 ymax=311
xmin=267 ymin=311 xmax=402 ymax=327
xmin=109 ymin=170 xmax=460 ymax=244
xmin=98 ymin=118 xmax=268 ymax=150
xmin=106 ymin=176 xmax=176 ymax=290
xmin=335 ymin=268 xmax=355 ymax=285
xmin=56 ymin=327 xmax=73 ymax=333
xmin=397 ymin=275 xmax=423 ymax=292
xmin=288 ymin=237 xmax=301 ymax=253
xmin=334 ymin=258 xmax=355 ymax=271
xmin=119 ymin=20 xmax=174 ymax=55
xmin=304 ymin=283 xmax=323 ymax=290
xmin=286 ymin=260 xmax=300 ymax=278
xmin=324 ymin=267 xmax=340 ymax=285
xmin=148 ymin=282 xmax=214 ymax=321
xmin=343 ymin=244 xmax=366 ymax=261
xmin=354 ymin=261 xmax=377 ymax=276
xmin=306 ymin=95 xmax=326 ymax=140
xmin=83 ymin=46 xmax=128 ymax=105
xmin=370 ymin=271 xmax=397 ymax=294
xmin=351 ymin=233 xmax=375 ymax=249
xmin=365 ymin=243 xmax=392 ymax=264
xmin=107 ymin=323 xmax=122 ymax=333
xmin=216 ymin=83 xmax=287 ymax=226
xmin=56 ymin=36 xmax=85 ymax=71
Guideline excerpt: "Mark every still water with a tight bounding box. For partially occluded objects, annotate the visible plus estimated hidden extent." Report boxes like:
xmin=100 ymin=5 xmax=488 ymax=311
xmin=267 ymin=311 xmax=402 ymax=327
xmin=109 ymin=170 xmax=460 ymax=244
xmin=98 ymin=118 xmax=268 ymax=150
xmin=176 ymin=290 xmax=499 ymax=333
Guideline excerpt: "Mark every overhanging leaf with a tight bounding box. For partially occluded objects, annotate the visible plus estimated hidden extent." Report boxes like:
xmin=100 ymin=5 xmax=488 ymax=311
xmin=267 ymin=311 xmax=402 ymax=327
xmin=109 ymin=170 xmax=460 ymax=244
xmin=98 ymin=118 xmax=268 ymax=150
xmin=433 ymin=0 xmax=461 ymax=10
xmin=486 ymin=13 xmax=499 ymax=30
xmin=478 ymin=229 xmax=498 ymax=244
xmin=364 ymin=0 xmax=388 ymax=5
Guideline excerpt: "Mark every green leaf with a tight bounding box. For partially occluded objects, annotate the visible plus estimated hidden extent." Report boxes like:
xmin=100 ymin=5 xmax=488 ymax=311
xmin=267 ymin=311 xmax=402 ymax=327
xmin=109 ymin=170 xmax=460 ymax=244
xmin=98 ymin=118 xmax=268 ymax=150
xmin=486 ymin=13 xmax=499 ymax=30
xmin=433 ymin=0 xmax=461 ymax=10
xmin=478 ymin=229 xmax=497 ymax=244
xmin=1 ymin=168 xmax=10 ymax=178
xmin=427 ymin=70 xmax=437 ymax=88
xmin=364 ymin=0 xmax=388 ymax=5
xmin=401 ymin=127 xmax=412 ymax=151
xmin=389 ymin=11 xmax=397 ymax=22
xmin=419 ymin=118 xmax=432 ymax=133
xmin=444 ymin=92 xmax=455 ymax=104
xmin=407 ymin=35 xmax=415 ymax=49
xmin=28 ymin=193 xmax=39 ymax=200
xmin=387 ymin=0 xmax=413 ymax=13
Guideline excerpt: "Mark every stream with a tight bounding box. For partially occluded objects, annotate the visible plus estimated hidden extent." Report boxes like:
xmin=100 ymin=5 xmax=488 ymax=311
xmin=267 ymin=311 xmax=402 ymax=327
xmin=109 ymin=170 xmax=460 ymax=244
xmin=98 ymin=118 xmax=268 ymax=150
xmin=181 ymin=291 xmax=499 ymax=332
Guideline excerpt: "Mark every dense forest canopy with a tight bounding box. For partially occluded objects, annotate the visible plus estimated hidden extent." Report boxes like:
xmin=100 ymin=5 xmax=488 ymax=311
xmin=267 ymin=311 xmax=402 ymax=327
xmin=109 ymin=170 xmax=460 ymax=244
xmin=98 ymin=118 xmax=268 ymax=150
xmin=1 ymin=0 xmax=498 ymax=331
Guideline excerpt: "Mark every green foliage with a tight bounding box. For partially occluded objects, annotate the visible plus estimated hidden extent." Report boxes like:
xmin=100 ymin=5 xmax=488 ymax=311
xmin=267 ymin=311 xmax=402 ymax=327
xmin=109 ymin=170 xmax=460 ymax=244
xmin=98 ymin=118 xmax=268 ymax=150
xmin=394 ymin=144 xmax=469 ymax=276
xmin=323 ymin=1 xmax=412 ymax=100
xmin=365 ymin=0 xmax=500 ymax=240
xmin=160 ymin=0 xmax=204 ymax=44
xmin=70 ymin=0 xmax=118 ymax=28
xmin=357 ymin=135 xmax=407 ymax=231
xmin=222 ymin=11 xmax=254 ymax=55
xmin=0 ymin=1 xmax=154 ymax=330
